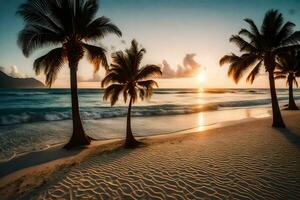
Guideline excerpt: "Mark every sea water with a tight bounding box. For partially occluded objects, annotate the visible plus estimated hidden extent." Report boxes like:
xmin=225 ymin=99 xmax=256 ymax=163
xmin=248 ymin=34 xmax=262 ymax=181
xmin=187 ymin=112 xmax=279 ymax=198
xmin=0 ymin=88 xmax=299 ymax=161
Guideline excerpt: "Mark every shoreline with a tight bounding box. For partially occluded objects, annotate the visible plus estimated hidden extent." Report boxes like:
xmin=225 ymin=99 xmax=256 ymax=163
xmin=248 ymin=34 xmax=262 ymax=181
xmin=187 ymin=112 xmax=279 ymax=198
xmin=0 ymin=106 xmax=273 ymax=163
xmin=0 ymin=110 xmax=299 ymax=199
xmin=0 ymin=106 xmax=269 ymax=175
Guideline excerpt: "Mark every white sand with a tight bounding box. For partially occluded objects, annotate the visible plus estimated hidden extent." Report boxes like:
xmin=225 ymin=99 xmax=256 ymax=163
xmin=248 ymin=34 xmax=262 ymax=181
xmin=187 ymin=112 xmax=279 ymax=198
xmin=2 ymin=111 xmax=300 ymax=199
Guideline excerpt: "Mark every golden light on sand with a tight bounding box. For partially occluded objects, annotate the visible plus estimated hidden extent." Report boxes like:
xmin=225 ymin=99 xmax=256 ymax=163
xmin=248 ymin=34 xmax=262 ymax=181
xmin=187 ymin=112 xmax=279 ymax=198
xmin=197 ymin=72 xmax=206 ymax=83
xmin=197 ymin=112 xmax=205 ymax=131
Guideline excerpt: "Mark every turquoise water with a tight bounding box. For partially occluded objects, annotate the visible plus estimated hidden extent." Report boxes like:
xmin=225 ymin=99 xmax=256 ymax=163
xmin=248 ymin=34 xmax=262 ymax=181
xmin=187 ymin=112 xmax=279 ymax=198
xmin=0 ymin=88 xmax=299 ymax=161
xmin=0 ymin=88 xmax=298 ymax=125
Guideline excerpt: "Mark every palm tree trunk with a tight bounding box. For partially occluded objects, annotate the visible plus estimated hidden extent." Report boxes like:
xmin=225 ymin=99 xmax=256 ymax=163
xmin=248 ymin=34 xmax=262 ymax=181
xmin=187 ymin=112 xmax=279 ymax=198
xmin=64 ymin=61 xmax=90 ymax=149
xmin=288 ymin=74 xmax=299 ymax=110
xmin=268 ymin=70 xmax=285 ymax=128
xmin=125 ymin=97 xmax=139 ymax=148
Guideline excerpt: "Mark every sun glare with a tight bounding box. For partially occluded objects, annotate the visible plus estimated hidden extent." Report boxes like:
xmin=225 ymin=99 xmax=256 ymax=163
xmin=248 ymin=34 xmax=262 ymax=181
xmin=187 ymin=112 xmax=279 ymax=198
xmin=197 ymin=73 xmax=206 ymax=83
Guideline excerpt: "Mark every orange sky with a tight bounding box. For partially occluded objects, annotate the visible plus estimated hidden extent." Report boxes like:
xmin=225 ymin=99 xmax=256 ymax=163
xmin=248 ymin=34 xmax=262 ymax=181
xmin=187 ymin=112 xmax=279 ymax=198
xmin=1 ymin=0 xmax=299 ymax=89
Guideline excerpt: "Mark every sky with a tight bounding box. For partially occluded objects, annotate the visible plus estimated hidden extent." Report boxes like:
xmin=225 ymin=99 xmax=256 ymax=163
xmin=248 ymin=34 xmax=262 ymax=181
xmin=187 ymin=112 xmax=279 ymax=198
xmin=0 ymin=0 xmax=300 ymax=88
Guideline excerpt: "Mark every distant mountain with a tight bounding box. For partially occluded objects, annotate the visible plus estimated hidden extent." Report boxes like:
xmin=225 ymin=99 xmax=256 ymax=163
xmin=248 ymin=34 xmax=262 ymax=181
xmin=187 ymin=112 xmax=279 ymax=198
xmin=0 ymin=71 xmax=45 ymax=88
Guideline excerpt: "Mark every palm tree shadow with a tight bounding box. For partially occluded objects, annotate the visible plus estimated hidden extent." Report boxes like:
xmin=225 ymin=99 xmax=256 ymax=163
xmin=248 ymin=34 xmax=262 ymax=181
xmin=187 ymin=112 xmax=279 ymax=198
xmin=275 ymin=128 xmax=300 ymax=150
xmin=21 ymin=147 xmax=134 ymax=199
xmin=0 ymin=145 xmax=85 ymax=178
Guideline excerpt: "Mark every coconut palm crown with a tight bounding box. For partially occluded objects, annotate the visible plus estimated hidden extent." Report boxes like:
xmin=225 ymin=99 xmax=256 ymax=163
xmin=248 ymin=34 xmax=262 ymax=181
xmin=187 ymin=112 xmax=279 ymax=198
xmin=17 ymin=0 xmax=122 ymax=148
xmin=102 ymin=40 xmax=162 ymax=147
xmin=275 ymin=50 xmax=300 ymax=110
xmin=220 ymin=9 xmax=300 ymax=127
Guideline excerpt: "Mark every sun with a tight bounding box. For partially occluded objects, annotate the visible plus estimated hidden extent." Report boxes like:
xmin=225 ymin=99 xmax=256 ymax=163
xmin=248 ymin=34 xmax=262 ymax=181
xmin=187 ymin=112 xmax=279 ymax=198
xmin=197 ymin=73 xmax=206 ymax=83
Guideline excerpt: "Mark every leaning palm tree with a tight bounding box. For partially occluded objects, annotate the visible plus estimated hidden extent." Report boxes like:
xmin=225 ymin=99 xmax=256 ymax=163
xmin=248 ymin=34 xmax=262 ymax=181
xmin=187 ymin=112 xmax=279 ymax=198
xmin=102 ymin=40 xmax=162 ymax=148
xmin=275 ymin=50 xmax=300 ymax=110
xmin=220 ymin=9 xmax=300 ymax=128
xmin=17 ymin=0 xmax=122 ymax=148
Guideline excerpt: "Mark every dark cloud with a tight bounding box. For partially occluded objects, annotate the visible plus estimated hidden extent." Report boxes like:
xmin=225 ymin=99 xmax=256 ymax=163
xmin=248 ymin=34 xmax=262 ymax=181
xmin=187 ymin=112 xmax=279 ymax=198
xmin=78 ymin=73 xmax=102 ymax=82
xmin=161 ymin=54 xmax=202 ymax=78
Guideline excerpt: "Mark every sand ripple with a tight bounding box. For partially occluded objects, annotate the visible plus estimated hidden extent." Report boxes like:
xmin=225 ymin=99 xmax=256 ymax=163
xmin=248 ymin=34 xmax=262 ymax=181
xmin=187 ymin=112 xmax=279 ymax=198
xmin=28 ymin=124 xmax=300 ymax=200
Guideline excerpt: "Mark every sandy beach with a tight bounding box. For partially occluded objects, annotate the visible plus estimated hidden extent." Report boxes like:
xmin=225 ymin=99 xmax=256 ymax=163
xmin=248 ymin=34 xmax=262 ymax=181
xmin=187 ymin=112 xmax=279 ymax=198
xmin=1 ymin=0 xmax=300 ymax=199
xmin=0 ymin=110 xmax=299 ymax=199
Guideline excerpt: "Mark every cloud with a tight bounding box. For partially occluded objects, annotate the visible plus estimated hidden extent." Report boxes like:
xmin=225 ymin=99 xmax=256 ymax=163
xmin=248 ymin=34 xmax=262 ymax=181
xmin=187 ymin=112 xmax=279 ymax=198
xmin=161 ymin=54 xmax=203 ymax=78
xmin=78 ymin=73 xmax=102 ymax=82
xmin=0 ymin=65 xmax=27 ymax=78
xmin=161 ymin=60 xmax=176 ymax=78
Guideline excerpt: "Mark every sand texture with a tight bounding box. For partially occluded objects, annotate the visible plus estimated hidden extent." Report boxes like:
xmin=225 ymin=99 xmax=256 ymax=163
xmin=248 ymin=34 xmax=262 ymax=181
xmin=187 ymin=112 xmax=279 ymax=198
xmin=22 ymin=111 xmax=300 ymax=200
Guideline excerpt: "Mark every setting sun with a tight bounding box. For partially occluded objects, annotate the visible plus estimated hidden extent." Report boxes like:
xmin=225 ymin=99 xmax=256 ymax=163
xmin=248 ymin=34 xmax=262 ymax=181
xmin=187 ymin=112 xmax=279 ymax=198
xmin=197 ymin=73 xmax=206 ymax=83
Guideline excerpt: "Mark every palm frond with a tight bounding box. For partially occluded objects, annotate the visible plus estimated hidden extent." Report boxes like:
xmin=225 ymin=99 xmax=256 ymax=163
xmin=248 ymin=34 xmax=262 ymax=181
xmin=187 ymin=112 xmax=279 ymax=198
xmin=261 ymin=9 xmax=283 ymax=37
xmin=276 ymin=22 xmax=295 ymax=42
xmin=122 ymin=84 xmax=130 ymax=103
xmin=126 ymin=39 xmax=146 ymax=72
xmin=128 ymin=86 xmax=138 ymax=103
xmin=276 ymin=44 xmax=300 ymax=55
xmin=102 ymin=39 xmax=160 ymax=106
xmin=83 ymin=43 xmax=108 ymax=72
xmin=281 ymin=31 xmax=300 ymax=46
xmin=137 ymin=80 xmax=158 ymax=99
xmin=219 ymin=54 xmax=240 ymax=66
xmin=136 ymin=65 xmax=162 ymax=80
xmin=246 ymin=60 xmax=262 ymax=83
xmin=111 ymin=51 xmax=131 ymax=74
xmin=17 ymin=0 xmax=64 ymax=33
xmin=17 ymin=24 xmax=64 ymax=57
xmin=138 ymin=88 xmax=146 ymax=100
xmin=33 ymin=47 xmax=65 ymax=87
xmin=84 ymin=16 xmax=122 ymax=41
xmin=103 ymin=84 xmax=124 ymax=106
xmin=244 ymin=18 xmax=260 ymax=36
xmin=274 ymin=75 xmax=286 ymax=80
xmin=274 ymin=71 xmax=287 ymax=76
xmin=101 ymin=71 xmax=125 ymax=87
xmin=18 ymin=0 xmax=121 ymax=58
xmin=75 ymin=0 xmax=98 ymax=33
xmin=238 ymin=29 xmax=256 ymax=41
xmin=137 ymin=80 xmax=159 ymax=88
xmin=227 ymin=54 xmax=258 ymax=83
xmin=294 ymin=78 xmax=298 ymax=88
xmin=229 ymin=35 xmax=258 ymax=53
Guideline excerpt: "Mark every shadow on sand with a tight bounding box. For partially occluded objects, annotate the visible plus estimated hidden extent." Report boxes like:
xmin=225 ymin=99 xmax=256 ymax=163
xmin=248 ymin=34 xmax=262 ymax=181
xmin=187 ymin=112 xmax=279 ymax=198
xmin=275 ymin=127 xmax=300 ymax=150
xmin=0 ymin=145 xmax=82 ymax=178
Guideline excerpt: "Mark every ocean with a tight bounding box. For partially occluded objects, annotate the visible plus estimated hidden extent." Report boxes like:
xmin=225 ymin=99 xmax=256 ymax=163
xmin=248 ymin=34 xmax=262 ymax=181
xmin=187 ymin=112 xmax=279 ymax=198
xmin=0 ymin=88 xmax=299 ymax=161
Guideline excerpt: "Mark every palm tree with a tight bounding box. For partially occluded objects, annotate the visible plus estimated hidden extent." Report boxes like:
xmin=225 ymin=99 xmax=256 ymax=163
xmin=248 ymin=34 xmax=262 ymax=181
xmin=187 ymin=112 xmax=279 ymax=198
xmin=17 ymin=0 xmax=122 ymax=148
xmin=101 ymin=40 xmax=162 ymax=148
xmin=275 ymin=50 xmax=300 ymax=110
xmin=220 ymin=9 xmax=300 ymax=128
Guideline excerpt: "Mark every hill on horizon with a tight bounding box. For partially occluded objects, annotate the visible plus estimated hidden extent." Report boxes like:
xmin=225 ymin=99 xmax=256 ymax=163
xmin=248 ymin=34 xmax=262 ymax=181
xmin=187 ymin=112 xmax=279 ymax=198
xmin=0 ymin=71 xmax=45 ymax=88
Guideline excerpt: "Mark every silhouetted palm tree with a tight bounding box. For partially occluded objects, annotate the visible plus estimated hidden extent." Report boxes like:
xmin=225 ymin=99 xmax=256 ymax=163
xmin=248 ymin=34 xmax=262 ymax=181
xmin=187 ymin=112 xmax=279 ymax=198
xmin=220 ymin=9 xmax=300 ymax=127
xmin=102 ymin=40 xmax=162 ymax=148
xmin=275 ymin=50 xmax=300 ymax=110
xmin=17 ymin=0 xmax=122 ymax=148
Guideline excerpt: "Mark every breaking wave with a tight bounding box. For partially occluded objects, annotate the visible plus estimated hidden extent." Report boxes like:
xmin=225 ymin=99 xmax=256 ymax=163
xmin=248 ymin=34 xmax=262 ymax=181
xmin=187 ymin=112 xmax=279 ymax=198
xmin=1 ymin=96 xmax=297 ymax=126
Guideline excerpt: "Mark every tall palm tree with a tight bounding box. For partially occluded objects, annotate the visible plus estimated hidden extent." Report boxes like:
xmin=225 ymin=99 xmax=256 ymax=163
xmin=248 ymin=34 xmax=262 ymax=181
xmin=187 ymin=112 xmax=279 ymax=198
xmin=220 ymin=9 xmax=300 ymax=128
xmin=17 ymin=0 xmax=122 ymax=148
xmin=275 ymin=50 xmax=300 ymax=110
xmin=102 ymin=40 xmax=162 ymax=148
